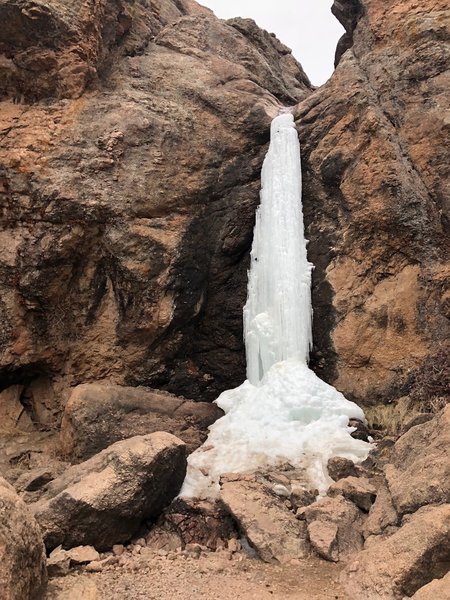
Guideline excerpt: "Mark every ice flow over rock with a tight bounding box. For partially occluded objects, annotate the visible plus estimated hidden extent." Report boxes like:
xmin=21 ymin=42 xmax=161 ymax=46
xmin=181 ymin=113 xmax=369 ymax=499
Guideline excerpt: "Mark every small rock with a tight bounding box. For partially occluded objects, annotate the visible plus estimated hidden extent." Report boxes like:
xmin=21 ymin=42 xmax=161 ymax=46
xmin=328 ymin=476 xmax=377 ymax=512
xmin=185 ymin=543 xmax=202 ymax=556
xmin=47 ymin=546 xmax=71 ymax=577
xmin=112 ymin=544 xmax=125 ymax=556
xmin=327 ymin=457 xmax=358 ymax=482
xmin=227 ymin=538 xmax=242 ymax=553
xmin=66 ymin=545 xmax=100 ymax=564
xmin=349 ymin=419 xmax=370 ymax=442
xmin=84 ymin=556 xmax=118 ymax=573
xmin=272 ymin=483 xmax=291 ymax=497
xmin=14 ymin=468 xmax=55 ymax=493
xmin=290 ymin=486 xmax=316 ymax=510
xmin=85 ymin=561 xmax=104 ymax=573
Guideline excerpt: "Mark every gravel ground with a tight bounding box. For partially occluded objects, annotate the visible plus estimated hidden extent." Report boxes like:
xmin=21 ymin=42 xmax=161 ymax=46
xmin=48 ymin=549 xmax=349 ymax=600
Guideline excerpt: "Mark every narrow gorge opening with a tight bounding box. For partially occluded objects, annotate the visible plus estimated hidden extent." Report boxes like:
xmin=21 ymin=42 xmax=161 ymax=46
xmin=181 ymin=113 xmax=370 ymax=499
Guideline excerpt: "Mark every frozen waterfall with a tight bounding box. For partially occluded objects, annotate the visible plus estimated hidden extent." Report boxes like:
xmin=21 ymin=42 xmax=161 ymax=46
xmin=181 ymin=113 xmax=369 ymax=499
xmin=244 ymin=113 xmax=313 ymax=384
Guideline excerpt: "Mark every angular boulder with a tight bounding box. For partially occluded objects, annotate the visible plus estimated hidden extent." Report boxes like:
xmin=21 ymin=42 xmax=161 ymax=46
xmin=306 ymin=520 xmax=339 ymax=562
xmin=327 ymin=456 xmax=358 ymax=482
xmin=220 ymin=475 xmax=309 ymax=563
xmin=385 ymin=406 xmax=450 ymax=516
xmin=343 ymin=505 xmax=450 ymax=599
xmin=297 ymin=496 xmax=365 ymax=562
xmin=328 ymin=476 xmax=377 ymax=512
xmin=32 ymin=432 xmax=186 ymax=550
xmin=362 ymin=479 xmax=398 ymax=539
xmin=0 ymin=477 xmax=47 ymax=600
xmin=60 ymin=383 xmax=222 ymax=461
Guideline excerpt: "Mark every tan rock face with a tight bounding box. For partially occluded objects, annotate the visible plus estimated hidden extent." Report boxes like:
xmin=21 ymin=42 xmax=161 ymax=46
xmin=297 ymin=0 xmax=450 ymax=406
xmin=0 ymin=0 xmax=311 ymax=415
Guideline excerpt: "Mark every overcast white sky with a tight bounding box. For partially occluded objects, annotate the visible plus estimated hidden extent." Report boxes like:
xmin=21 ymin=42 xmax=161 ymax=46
xmin=199 ymin=1 xmax=344 ymax=86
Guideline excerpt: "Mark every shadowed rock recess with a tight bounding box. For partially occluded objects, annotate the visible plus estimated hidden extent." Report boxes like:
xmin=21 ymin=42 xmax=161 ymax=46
xmin=0 ymin=0 xmax=448 ymax=420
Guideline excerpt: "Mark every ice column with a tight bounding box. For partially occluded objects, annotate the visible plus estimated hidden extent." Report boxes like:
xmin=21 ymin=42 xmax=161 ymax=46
xmin=244 ymin=113 xmax=313 ymax=384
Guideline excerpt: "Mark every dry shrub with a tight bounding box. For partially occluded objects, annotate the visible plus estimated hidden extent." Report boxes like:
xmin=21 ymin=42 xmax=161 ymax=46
xmin=409 ymin=342 xmax=449 ymax=413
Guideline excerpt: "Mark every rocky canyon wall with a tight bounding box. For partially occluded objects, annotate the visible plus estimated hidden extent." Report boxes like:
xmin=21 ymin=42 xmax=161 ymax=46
xmin=0 ymin=0 xmax=448 ymax=425
xmin=297 ymin=0 xmax=449 ymax=407
xmin=0 ymin=0 xmax=312 ymax=423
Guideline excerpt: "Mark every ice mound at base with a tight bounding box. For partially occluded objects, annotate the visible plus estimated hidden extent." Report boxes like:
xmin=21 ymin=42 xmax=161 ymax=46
xmin=181 ymin=359 xmax=369 ymax=499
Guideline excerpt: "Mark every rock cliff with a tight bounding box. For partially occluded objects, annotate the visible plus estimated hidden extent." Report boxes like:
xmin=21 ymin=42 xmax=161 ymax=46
xmin=0 ymin=0 xmax=311 ymax=421
xmin=0 ymin=0 xmax=448 ymax=423
xmin=297 ymin=0 xmax=449 ymax=406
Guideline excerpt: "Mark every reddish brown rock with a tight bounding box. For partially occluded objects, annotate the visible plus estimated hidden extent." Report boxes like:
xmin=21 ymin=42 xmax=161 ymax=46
xmin=297 ymin=496 xmax=365 ymax=562
xmin=220 ymin=475 xmax=309 ymax=563
xmin=147 ymin=497 xmax=237 ymax=551
xmin=0 ymin=0 xmax=448 ymax=422
xmin=32 ymin=432 xmax=187 ymax=551
xmin=327 ymin=456 xmax=358 ymax=482
xmin=362 ymin=478 xmax=398 ymax=539
xmin=59 ymin=383 xmax=223 ymax=461
xmin=328 ymin=476 xmax=377 ymax=512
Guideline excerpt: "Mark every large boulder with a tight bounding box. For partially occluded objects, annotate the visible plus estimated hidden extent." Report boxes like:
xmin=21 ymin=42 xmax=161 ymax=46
xmin=220 ymin=474 xmax=309 ymax=563
xmin=385 ymin=406 xmax=450 ymax=516
xmin=60 ymin=383 xmax=223 ymax=461
xmin=343 ymin=505 xmax=450 ymax=599
xmin=32 ymin=432 xmax=187 ymax=550
xmin=297 ymin=496 xmax=365 ymax=562
xmin=0 ymin=477 xmax=47 ymax=600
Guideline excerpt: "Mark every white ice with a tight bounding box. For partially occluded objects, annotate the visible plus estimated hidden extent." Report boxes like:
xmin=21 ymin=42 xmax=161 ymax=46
xmin=181 ymin=113 xmax=370 ymax=499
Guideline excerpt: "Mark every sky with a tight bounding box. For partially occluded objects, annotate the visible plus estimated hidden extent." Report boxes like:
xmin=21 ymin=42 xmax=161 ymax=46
xmin=198 ymin=1 xmax=344 ymax=86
